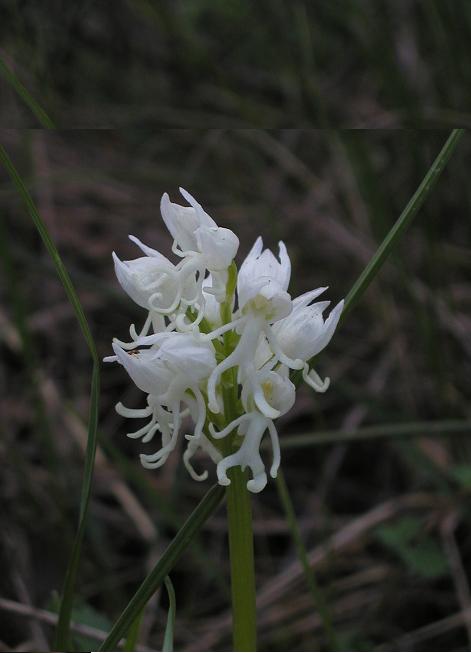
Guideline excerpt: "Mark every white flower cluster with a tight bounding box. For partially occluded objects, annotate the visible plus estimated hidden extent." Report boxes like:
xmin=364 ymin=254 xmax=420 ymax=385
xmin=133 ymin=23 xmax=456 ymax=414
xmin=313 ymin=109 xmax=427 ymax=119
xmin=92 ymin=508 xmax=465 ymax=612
xmin=105 ymin=189 xmax=343 ymax=492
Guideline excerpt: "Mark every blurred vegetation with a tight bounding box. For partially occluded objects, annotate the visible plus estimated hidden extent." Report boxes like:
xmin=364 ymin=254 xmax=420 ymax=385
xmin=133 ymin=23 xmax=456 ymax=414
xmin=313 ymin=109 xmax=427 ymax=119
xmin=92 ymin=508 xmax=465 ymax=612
xmin=1 ymin=0 xmax=471 ymax=127
xmin=1 ymin=129 xmax=470 ymax=650
xmin=0 ymin=1 xmax=470 ymax=651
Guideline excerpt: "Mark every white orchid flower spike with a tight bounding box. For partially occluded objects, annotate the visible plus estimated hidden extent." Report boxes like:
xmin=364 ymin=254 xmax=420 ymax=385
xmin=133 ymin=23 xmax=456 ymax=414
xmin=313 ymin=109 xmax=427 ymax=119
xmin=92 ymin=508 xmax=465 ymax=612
xmin=106 ymin=189 xmax=343 ymax=492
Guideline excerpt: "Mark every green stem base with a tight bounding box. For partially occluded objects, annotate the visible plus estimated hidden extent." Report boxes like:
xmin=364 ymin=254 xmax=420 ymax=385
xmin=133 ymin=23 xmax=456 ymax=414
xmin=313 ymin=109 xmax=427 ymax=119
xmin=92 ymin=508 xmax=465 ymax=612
xmin=226 ymin=467 xmax=257 ymax=652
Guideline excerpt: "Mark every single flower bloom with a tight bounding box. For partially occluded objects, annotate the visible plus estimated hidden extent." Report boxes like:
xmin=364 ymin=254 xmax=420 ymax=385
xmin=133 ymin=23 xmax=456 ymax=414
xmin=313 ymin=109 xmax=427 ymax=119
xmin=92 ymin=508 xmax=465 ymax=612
xmin=273 ymin=290 xmax=344 ymax=392
xmin=161 ymin=187 xmax=217 ymax=254
xmin=112 ymin=242 xmax=177 ymax=310
xmin=113 ymin=235 xmax=201 ymax=318
xmin=210 ymin=369 xmax=294 ymax=492
xmin=161 ymin=188 xmax=239 ymax=271
xmin=274 ymin=289 xmax=343 ymax=360
xmin=111 ymin=333 xmax=216 ymax=469
xmin=159 ymin=189 xmax=239 ymax=321
xmin=237 ymin=236 xmax=292 ymax=322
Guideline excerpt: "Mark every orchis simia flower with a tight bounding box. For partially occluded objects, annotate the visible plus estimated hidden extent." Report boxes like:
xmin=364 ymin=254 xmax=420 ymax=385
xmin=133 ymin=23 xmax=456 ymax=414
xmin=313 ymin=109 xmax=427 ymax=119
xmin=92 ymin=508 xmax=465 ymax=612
xmin=105 ymin=188 xmax=343 ymax=492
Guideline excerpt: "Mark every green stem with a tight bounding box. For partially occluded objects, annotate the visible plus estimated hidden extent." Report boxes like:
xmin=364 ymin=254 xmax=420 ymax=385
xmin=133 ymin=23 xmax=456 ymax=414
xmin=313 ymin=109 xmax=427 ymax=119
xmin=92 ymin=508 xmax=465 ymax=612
xmin=219 ymin=261 xmax=257 ymax=651
xmin=226 ymin=467 xmax=257 ymax=652
xmin=276 ymin=470 xmax=338 ymax=650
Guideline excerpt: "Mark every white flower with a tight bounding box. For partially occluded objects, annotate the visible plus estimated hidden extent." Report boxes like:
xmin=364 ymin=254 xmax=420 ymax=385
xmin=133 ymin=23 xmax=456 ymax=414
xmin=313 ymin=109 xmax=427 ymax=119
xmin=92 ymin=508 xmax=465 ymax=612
xmin=112 ymin=240 xmax=177 ymax=311
xmin=158 ymin=332 xmax=216 ymax=382
xmin=273 ymin=290 xmax=344 ymax=392
xmin=196 ymin=225 xmax=240 ymax=272
xmin=157 ymin=189 xmax=239 ymax=321
xmin=111 ymin=333 xmax=216 ymax=469
xmin=237 ymin=237 xmax=292 ymax=321
xmin=244 ymin=367 xmax=296 ymax=419
xmin=209 ymin=369 xmax=294 ymax=492
xmin=113 ymin=235 xmax=200 ymax=317
xmin=161 ymin=188 xmax=239 ymax=271
xmin=183 ymin=432 xmax=222 ymax=482
xmin=106 ymin=188 xmax=343 ymax=492
xmin=206 ymin=238 xmax=294 ymax=414
xmin=161 ymin=187 xmax=217 ymax=254
xmin=274 ymin=289 xmax=342 ymax=359
xmin=215 ymin=412 xmax=274 ymax=493
xmin=112 ymin=332 xmax=216 ymax=396
xmin=112 ymin=338 xmax=171 ymax=396
xmin=202 ymin=274 xmax=223 ymax=327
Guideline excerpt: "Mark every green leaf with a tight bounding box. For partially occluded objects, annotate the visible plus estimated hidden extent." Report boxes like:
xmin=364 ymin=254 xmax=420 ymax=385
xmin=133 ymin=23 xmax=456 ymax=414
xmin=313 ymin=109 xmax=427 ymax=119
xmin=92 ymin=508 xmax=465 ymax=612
xmin=163 ymin=577 xmax=176 ymax=652
xmin=98 ymin=484 xmax=225 ymax=651
xmin=451 ymin=464 xmax=471 ymax=489
xmin=0 ymin=54 xmax=55 ymax=128
xmin=0 ymin=145 xmax=100 ymax=650
xmin=375 ymin=517 xmax=448 ymax=579
xmin=377 ymin=516 xmax=422 ymax=544
xmin=401 ymin=540 xmax=449 ymax=579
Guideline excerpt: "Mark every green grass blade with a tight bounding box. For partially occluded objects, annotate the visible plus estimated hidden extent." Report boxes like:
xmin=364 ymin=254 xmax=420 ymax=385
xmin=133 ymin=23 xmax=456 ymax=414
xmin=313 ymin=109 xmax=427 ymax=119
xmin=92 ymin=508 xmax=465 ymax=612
xmin=0 ymin=216 xmax=60 ymax=475
xmin=276 ymin=470 xmax=338 ymax=650
xmin=162 ymin=576 xmax=176 ymax=652
xmin=0 ymin=146 xmax=97 ymax=357
xmin=292 ymin=128 xmax=465 ymax=391
xmin=0 ymin=54 xmax=55 ymax=128
xmin=0 ymin=144 xmax=99 ymax=649
xmin=98 ymin=484 xmax=225 ymax=651
xmin=123 ymin=610 xmax=144 ymax=652
xmin=280 ymin=419 xmax=471 ymax=450
xmin=283 ymin=130 xmax=465 ymax=646
xmin=342 ymin=128 xmax=465 ymax=318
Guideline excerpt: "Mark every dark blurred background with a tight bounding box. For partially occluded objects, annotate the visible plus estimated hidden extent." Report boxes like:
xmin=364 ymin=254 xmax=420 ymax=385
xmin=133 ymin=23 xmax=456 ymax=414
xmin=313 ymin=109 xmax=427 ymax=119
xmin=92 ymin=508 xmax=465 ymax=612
xmin=1 ymin=129 xmax=470 ymax=651
xmin=1 ymin=0 xmax=471 ymax=128
xmin=1 ymin=0 xmax=471 ymax=649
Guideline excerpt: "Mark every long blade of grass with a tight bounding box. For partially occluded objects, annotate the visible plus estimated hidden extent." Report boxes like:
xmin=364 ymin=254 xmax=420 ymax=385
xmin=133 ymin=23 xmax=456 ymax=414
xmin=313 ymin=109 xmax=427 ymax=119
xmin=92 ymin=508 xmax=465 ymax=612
xmin=276 ymin=470 xmax=338 ymax=650
xmin=0 ymin=217 xmax=60 ymax=476
xmin=342 ymin=128 xmax=465 ymax=318
xmin=162 ymin=576 xmax=176 ymax=652
xmin=0 ymin=54 xmax=55 ymax=129
xmin=279 ymin=419 xmax=471 ymax=450
xmin=98 ymin=483 xmax=225 ymax=651
xmin=0 ymin=144 xmax=99 ymax=649
xmin=123 ymin=611 xmax=143 ymax=652
xmin=282 ymin=129 xmax=465 ymax=645
xmin=292 ymin=128 xmax=465 ymax=390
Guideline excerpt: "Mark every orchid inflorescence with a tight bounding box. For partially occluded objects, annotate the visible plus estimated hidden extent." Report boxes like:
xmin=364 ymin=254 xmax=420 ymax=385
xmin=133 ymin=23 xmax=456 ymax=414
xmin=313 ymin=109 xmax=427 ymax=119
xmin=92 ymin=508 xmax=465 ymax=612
xmin=105 ymin=189 xmax=343 ymax=492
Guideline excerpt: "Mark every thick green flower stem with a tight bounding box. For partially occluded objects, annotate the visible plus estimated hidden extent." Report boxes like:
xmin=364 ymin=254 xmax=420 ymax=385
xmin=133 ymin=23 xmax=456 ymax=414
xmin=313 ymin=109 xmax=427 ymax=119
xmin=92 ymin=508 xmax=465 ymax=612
xmin=218 ymin=261 xmax=257 ymax=650
xmin=226 ymin=466 xmax=257 ymax=652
